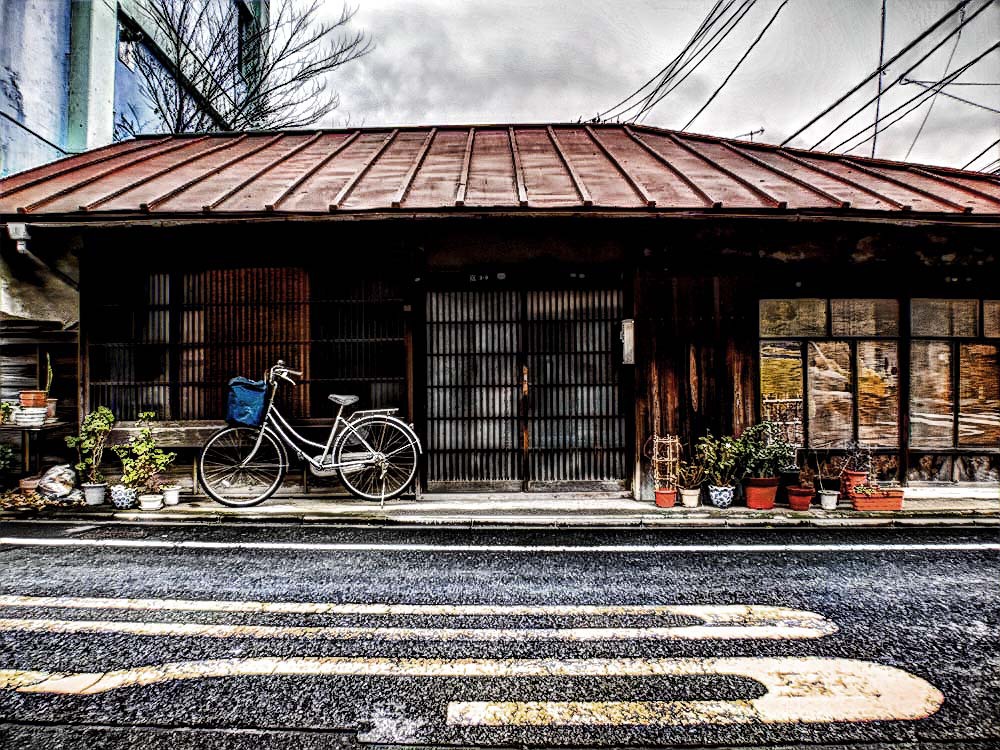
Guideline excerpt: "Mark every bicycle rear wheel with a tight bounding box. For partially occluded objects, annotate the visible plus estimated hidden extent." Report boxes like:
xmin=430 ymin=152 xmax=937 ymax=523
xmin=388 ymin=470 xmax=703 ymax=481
xmin=199 ymin=427 xmax=286 ymax=507
xmin=334 ymin=416 xmax=419 ymax=501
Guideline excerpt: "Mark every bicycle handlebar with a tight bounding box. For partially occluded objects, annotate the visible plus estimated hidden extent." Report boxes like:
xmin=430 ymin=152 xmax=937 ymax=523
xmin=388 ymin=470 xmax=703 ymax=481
xmin=271 ymin=361 xmax=303 ymax=381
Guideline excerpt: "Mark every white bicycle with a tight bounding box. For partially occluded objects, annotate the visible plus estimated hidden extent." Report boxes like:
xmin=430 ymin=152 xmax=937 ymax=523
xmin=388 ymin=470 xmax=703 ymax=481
xmin=198 ymin=361 xmax=421 ymax=507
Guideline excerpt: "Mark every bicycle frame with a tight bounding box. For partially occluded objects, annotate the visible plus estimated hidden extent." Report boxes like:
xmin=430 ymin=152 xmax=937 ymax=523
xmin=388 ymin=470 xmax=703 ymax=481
xmin=240 ymin=376 xmax=419 ymax=470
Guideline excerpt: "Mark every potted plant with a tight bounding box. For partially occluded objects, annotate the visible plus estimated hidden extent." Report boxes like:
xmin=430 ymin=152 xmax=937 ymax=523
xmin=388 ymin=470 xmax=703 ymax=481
xmin=849 ymin=480 xmax=904 ymax=511
xmin=65 ymin=406 xmax=116 ymax=505
xmin=738 ymin=422 xmax=794 ymax=510
xmin=841 ymin=442 xmax=872 ymax=499
xmin=677 ymin=459 xmax=704 ymax=507
xmin=696 ymin=433 xmax=744 ymax=509
xmin=0 ymin=402 xmax=12 ymax=425
xmin=161 ymin=484 xmax=182 ymax=506
xmin=650 ymin=434 xmax=680 ymax=508
xmin=786 ymin=482 xmax=815 ymax=511
xmin=812 ymin=450 xmax=840 ymax=510
xmin=110 ymin=411 xmax=176 ymax=511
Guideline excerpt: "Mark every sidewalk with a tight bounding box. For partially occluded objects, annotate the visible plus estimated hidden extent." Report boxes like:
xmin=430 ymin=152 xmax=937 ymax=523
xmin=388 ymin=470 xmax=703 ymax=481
xmin=3 ymin=491 xmax=998 ymax=528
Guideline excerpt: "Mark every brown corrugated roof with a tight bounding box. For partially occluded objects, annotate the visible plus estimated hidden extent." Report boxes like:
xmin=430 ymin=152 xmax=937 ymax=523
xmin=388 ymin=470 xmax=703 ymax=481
xmin=2 ymin=124 xmax=999 ymax=217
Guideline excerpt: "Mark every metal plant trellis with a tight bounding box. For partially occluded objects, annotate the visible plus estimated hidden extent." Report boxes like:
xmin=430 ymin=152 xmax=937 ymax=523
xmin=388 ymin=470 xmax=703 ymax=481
xmin=650 ymin=434 xmax=681 ymax=490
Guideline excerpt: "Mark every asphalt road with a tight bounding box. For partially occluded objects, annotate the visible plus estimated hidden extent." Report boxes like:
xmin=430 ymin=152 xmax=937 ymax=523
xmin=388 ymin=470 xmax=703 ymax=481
xmin=0 ymin=521 xmax=998 ymax=749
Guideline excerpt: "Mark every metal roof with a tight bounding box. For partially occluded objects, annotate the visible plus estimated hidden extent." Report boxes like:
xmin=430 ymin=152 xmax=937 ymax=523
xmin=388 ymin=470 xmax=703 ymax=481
xmin=2 ymin=124 xmax=999 ymax=218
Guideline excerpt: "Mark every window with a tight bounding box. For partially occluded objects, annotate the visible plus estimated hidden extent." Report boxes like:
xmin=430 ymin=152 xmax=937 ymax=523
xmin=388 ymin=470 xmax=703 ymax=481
xmin=760 ymin=299 xmax=899 ymax=449
xmin=117 ymin=22 xmax=139 ymax=71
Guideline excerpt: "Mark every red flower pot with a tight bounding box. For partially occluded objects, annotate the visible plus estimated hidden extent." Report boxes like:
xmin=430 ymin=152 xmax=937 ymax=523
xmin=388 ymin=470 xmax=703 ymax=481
xmin=841 ymin=470 xmax=868 ymax=499
xmin=19 ymin=390 xmax=47 ymax=408
xmin=850 ymin=488 xmax=904 ymax=511
xmin=787 ymin=485 xmax=814 ymax=511
xmin=744 ymin=476 xmax=779 ymax=510
xmin=654 ymin=489 xmax=677 ymax=508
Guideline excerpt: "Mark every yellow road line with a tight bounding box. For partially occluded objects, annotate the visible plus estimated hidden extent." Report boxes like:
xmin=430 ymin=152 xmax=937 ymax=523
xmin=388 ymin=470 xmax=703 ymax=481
xmin=0 ymin=617 xmax=832 ymax=641
xmin=0 ymin=656 xmax=943 ymax=726
xmin=0 ymin=597 xmax=837 ymax=636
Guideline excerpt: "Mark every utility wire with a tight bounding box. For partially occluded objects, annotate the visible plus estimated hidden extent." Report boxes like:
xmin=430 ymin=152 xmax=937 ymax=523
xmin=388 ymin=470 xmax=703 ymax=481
xmin=872 ymin=0 xmax=888 ymax=158
xmin=836 ymin=42 xmax=1000 ymax=153
xmin=904 ymin=6 xmax=966 ymax=160
xmin=807 ymin=0 xmax=993 ymax=151
xmin=905 ymin=79 xmax=1000 ymax=85
xmin=903 ymin=78 xmax=1000 ymax=114
xmin=780 ymin=0 xmax=975 ymax=146
xmin=962 ymin=134 xmax=1000 ymax=169
xmin=634 ymin=0 xmax=760 ymax=122
xmin=595 ymin=0 xmax=726 ymax=121
xmin=682 ymin=0 xmax=791 ymax=130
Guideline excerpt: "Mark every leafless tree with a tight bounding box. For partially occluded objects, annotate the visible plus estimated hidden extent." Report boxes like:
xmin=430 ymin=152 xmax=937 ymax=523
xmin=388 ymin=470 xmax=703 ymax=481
xmin=118 ymin=0 xmax=371 ymax=135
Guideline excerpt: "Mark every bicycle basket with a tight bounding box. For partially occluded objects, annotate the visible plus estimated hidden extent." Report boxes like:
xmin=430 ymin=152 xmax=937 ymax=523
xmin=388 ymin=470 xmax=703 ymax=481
xmin=226 ymin=377 xmax=267 ymax=427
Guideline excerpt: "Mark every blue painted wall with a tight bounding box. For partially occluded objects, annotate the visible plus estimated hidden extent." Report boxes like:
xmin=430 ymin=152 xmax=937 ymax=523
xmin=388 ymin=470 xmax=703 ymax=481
xmin=0 ymin=0 xmax=72 ymax=176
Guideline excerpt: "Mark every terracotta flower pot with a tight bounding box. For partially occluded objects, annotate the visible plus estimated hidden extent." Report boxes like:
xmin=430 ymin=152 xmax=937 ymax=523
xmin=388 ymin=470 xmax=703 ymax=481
xmin=851 ymin=488 xmax=904 ymax=511
xmin=841 ymin=470 xmax=869 ymax=499
xmin=744 ymin=476 xmax=779 ymax=510
xmin=787 ymin=485 xmax=814 ymax=511
xmin=19 ymin=390 xmax=47 ymax=408
xmin=654 ymin=488 xmax=677 ymax=508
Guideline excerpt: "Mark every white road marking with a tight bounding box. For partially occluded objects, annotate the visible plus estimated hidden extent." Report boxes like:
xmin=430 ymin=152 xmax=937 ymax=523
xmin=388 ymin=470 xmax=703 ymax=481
xmin=2 ymin=537 xmax=998 ymax=553
xmin=0 ymin=656 xmax=943 ymax=726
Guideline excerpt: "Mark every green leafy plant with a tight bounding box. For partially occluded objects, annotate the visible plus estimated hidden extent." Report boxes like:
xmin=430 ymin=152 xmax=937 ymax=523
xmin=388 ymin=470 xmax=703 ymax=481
xmin=110 ymin=411 xmax=176 ymax=492
xmin=737 ymin=421 xmax=796 ymax=479
xmin=696 ymin=433 xmax=745 ymax=487
xmin=0 ymin=402 xmax=12 ymax=424
xmin=0 ymin=443 xmax=16 ymax=474
xmin=66 ymin=407 xmax=116 ymax=484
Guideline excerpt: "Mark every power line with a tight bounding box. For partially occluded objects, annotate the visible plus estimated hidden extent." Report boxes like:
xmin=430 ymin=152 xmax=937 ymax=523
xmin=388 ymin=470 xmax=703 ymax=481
xmin=836 ymin=41 xmax=1000 ymax=154
xmin=807 ymin=0 xmax=993 ymax=151
xmin=634 ymin=0 xmax=760 ymax=122
xmin=905 ymin=79 xmax=1000 ymax=85
xmin=962 ymin=135 xmax=1000 ymax=169
xmin=904 ymin=6 xmax=966 ymax=160
xmin=682 ymin=0 xmax=790 ymax=130
xmin=780 ymin=0 xmax=975 ymax=146
xmin=872 ymin=0 xmax=889 ymax=158
xmin=902 ymin=78 xmax=1000 ymax=114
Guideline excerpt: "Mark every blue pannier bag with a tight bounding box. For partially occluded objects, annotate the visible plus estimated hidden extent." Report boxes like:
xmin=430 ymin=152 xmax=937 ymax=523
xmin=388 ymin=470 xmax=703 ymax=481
xmin=226 ymin=377 xmax=267 ymax=427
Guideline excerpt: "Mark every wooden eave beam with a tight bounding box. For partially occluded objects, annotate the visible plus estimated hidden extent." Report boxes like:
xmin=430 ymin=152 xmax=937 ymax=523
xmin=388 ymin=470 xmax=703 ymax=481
xmin=391 ymin=128 xmax=436 ymax=208
xmin=623 ymin=126 xmax=718 ymax=208
xmin=839 ymin=157 xmax=971 ymax=213
xmin=0 ymin=137 xmax=171 ymax=200
xmin=584 ymin=126 xmax=655 ymax=207
xmin=19 ymin=137 xmax=207 ymax=213
xmin=455 ymin=128 xmax=475 ymax=207
xmin=547 ymin=126 xmax=593 ymax=207
xmin=205 ymin=131 xmax=324 ymax=212
xmin=720 ymin=141 xmax=850 ymax=208
xmin=669 ymin=134 xmax=785 ymax=209
xmin=329 ymin=130 xmax=399 ymax=211
xmin=508 ymin=127 xmax=529 ymax=207
xmin=271 ymin=131 xmax=363 ymax=211
xmin=774 ymin=151 xmax=909 ymax=210
xmin=144 ymin=134 xmax=285 ymax=211
xmin=83 ymin=135 xmax=250 ymax=211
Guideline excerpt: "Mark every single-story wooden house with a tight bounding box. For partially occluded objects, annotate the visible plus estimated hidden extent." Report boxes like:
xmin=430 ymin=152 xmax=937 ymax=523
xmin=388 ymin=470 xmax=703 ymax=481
xmin=1 ymin=124 xmax=998 ymax=498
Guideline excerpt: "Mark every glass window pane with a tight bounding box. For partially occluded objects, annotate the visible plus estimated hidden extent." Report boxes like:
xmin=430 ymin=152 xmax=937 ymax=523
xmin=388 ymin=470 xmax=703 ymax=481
xmin=759 ymin=299 xmax=826 ymax=337
xmin=760 ymin=341 xmax=803 ymax=446
xmin=959 ymin=344 xmax=1000 ymax=448
xmin=984 ymin=301 xmax=1000 ymax=338
xmin=911 ymin=299 xmax=978 ymax=337
xmin=910 ymin=341 xmax=954 ymax=448
xmin=955 ymin=455 xmax=999 ymax=482
xmin=907 ymin=454 xmax=954 ymax=482
xmin=808 ymin=341 xmax=853 ymax=448
xmin=831 ymin=299 xmax=898 ymax=336
xmin=858 ymin=341 xmax=899 ymax=447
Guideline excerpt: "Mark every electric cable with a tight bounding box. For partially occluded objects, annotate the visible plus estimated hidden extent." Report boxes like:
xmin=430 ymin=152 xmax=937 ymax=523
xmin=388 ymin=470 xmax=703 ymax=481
xmin=902 ymin=79 xmax=1000 ymax=114
xmin=780 ymin=0 xmax=975 ymax=146
xmin=962 ymin=134 xmax=1000 ymax=169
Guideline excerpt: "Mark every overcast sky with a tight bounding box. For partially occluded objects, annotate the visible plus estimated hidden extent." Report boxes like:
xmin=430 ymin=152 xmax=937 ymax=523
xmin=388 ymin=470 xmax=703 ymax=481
xmin=322 ymin=0 xmax=999 ymax=171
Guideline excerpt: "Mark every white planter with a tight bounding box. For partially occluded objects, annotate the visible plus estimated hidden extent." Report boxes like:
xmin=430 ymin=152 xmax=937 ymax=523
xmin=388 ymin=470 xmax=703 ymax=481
xmin=138 ymin=494 xmax=164 ymax=511
xmin=81 ymin=483 xmax=106 ymax=505
xmin=679 ymin=488 xmax=701 ymax=508
xmin=162 ymin=486 xmax=181 ymax=506
xmin=819 ymin=490 xmax=840 ymax=511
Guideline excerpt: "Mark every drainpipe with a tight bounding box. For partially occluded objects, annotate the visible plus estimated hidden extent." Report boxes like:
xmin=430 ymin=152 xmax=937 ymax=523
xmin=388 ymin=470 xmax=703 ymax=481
xmin=67 ymin=0 xmax=118 ymax=153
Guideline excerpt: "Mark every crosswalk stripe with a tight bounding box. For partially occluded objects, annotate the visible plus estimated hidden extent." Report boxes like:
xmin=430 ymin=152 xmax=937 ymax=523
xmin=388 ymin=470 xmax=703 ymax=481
xmin=0 ymin=656 xmax=943 ymax=726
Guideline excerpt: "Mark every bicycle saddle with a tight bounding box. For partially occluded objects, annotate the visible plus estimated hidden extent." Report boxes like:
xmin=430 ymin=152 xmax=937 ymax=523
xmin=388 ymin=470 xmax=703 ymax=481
xmin=328 ymin=394 xmax=360 ymax=406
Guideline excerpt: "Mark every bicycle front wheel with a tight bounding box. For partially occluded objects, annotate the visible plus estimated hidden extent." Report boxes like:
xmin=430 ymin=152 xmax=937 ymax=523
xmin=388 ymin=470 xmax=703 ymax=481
xmin=199 ymin=427 xmax=286 ymax=507
xmin=334 ymin=416 xmax=419 ymax=501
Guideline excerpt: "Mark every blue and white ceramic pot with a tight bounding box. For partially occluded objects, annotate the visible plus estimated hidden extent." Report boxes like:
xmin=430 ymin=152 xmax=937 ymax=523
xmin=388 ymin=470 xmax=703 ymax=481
xmin=707 ymin=484 xmax=735 ymax=509
xmin=110 ymin=484 xmax=137 ymax=510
